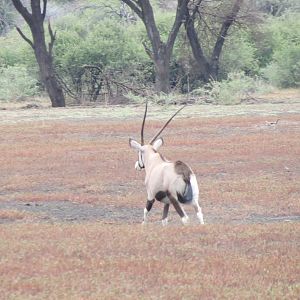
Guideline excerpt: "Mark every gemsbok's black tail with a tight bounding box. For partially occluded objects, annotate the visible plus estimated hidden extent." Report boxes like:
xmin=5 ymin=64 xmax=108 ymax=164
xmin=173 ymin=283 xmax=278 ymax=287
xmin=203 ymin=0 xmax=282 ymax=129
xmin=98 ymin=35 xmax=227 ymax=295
xmin=177 ymin=181 xmax=193 ymax=203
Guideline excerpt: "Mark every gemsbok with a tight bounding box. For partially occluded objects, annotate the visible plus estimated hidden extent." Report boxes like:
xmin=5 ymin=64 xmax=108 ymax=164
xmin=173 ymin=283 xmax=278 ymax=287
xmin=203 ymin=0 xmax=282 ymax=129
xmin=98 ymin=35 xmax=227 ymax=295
xmin=129 ymin=102 xmax=204 ymax=226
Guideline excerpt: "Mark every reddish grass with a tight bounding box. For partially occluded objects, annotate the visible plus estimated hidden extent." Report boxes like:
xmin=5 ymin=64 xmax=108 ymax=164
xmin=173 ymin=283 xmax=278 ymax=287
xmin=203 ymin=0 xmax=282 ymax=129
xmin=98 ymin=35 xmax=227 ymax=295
xmin=0 ymin=108 xmax=299 ymax=298
xmin=1 ymin=114 xmax=299 ymax=218
xmin=0 ymin=223 xmax=299 ymax=299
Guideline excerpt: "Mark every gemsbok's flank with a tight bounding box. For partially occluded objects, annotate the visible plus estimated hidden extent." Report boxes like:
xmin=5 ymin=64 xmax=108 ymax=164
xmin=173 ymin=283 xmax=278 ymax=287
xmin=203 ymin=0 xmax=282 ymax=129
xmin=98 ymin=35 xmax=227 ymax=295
xmin=129 ymin=102 xmax=204 ymax=226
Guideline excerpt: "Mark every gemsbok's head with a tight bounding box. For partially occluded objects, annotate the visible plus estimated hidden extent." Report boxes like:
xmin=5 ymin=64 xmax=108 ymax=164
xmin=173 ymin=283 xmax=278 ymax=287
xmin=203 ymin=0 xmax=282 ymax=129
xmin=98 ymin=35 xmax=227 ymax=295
xmin=129 ymin=102 xmax=204 ymax=226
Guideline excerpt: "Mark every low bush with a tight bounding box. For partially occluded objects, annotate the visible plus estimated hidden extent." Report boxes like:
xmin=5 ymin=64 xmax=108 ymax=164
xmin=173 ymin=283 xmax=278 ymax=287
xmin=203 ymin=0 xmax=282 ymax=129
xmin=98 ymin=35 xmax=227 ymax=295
xmin=220 ymin=29 xmax=260 ymax=77
xmin=0 ymin=65 xmax=39 ymax=101
xmin=192 ymin=72 xmax=273 ymax=105
xmin=262 ymin=13 xmax=300 ymax=88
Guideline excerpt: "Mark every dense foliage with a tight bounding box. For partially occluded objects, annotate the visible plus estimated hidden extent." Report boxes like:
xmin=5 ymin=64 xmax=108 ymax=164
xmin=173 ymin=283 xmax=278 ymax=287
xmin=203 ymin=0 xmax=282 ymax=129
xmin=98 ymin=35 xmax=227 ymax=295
xmin=0 ymin=0 xmax=15 ymax=35
xmin=0 ymin=0 xmax=299 ymax=103
xmin=262 ymin=13 xmax=300 ymax=87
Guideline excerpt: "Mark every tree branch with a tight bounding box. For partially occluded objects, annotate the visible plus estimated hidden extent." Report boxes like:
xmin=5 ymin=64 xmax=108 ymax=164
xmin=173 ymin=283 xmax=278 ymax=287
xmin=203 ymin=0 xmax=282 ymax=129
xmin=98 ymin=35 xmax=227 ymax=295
xmin=42 ymin=0 xmax=47 ymax=20
xmin=166 ymin=0 xmax=189 ymax=53
xmin=121 ymin=0 xmax=143 ymax=19
xmin=142 ymin=40 xmax=153 ymax=59
xmin=55 ymin=70 xmax=77 ymax=99
xmin=48 ymin=21 xmax=56 ymax=56
xmin=211 ymin=0 xmax=243 ymax=62
xmin=16 ymin=26 xmax=34 ymax=49
xmin=184 ymin=8 xmax=210 ymax=81
xmin=11 ymin=0 xmax=32 ymax=25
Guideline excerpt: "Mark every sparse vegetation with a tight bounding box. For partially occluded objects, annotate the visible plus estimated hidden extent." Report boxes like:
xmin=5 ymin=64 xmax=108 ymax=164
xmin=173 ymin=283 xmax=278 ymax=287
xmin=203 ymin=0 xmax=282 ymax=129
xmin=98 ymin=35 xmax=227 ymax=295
xmin=262 ymin=13 xmax=300 ymax=88
xmin=0 ymin=1 xmax=300 ymax=298
xmin=0 ymin=105 xmax=300 ymax=299
xmin=192 ymin=72 xmax=273 ymax=105
xmin=0 ymin=65 xmax=39 ymax=100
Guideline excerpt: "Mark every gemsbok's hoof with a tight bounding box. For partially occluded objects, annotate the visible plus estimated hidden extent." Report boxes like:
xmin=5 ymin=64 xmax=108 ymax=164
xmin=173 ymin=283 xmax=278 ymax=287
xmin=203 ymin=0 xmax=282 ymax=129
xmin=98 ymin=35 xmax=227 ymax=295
xmin=181 ymin=216 xmax=189 ymax=225
xmin=197 ymin=212 xmax=204 ymax=224
xmin=161 ymin=219 xmax=168 ymax=226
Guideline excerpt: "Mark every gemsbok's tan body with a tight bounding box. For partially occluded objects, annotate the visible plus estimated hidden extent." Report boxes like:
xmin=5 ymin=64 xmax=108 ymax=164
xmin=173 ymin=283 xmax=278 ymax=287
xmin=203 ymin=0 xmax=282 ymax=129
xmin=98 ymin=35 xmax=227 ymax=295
xmin=129 ymin=102 xmax=204 ymax=225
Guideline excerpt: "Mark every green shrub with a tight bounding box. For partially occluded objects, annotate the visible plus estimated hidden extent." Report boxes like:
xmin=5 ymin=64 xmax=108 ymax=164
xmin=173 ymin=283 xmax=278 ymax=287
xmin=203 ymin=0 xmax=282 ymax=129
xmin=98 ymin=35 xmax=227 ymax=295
xmin=0 ymin=0 xmax=16 ymax=35
xmin=192 ymin=72 xmax=272 ymax=105
xmin=0 ymin=31 xmax=35 ymax=67
xmin=220 ymin=29 xmax=260 ymax=77
xmin=263 ymin=48 xmax=300 ymax=88
xmin=0 ymin=65 xmax=39 ymax=100
xmin=53 ymin=11 xmax=150 ymax=99
xmin=262 ymin=13 xmax=300 ymax=87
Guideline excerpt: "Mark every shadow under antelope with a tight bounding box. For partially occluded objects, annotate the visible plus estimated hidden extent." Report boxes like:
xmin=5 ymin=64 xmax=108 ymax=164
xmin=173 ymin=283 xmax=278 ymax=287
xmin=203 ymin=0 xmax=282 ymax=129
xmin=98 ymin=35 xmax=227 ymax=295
xmin=129 ymin=102 xmax=204 ymax=226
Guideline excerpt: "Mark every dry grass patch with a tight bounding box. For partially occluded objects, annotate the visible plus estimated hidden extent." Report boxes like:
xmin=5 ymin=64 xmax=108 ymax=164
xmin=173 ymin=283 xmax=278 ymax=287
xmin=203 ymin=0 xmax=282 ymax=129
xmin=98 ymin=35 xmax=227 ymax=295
xmin=0 ymin=209 xmax=32 ymax=223
xmin=0 ymin=113 xmax=299 ymax=219
xmin=0 ymin=222 xmax=299 ymax=299
xmin=0 ymin=105 xmax=299 ymax=298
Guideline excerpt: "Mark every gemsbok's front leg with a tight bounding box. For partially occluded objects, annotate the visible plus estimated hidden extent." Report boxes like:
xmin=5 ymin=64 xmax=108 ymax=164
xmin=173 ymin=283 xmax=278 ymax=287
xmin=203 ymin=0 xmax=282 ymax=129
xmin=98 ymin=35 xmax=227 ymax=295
xmin=142 ymin=199 xmax=155 ymax=224
xmin=162 ymin=203 xmax=170 ymax=226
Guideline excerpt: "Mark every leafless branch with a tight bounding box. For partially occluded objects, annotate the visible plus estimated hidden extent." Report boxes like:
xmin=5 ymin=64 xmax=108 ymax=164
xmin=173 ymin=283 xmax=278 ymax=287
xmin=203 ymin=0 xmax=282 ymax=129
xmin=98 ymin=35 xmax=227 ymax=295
xmin=109 ymin=78 xmax=146 ymax=96
xmin=142 ymin=41 xmax=153 ymax=59
xmin=166 ymin=0 xmax=189 ymax=51
xmin=55 ymin=71 xmax=77 ymax=100
xmin=121 ymin=0 xmax=143 ymax=19
xmin=48 ymin=21 xmax=56 ymax=56
xmin=42 ymin=0 xmax=47 ymax=20
xmin=11 ymin=0 xmax=32 ymax=25
xmin=16 ymin=26 xmax=34 ymax=48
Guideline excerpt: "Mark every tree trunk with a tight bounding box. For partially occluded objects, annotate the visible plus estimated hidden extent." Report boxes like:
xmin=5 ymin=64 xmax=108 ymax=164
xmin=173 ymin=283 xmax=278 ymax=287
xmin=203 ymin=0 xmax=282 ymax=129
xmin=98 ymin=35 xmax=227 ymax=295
xmin=122 ymin=0 xmax=188 ymax=94
xmin=33 ymin=40 xmax=65 ymax=107
xmin=185 ymin=13 xmax=211 ymax=82
xmin=11 ymin=0 xmax=65 ymax=107
xmin=185 ymin=0 xmax=243 ymax=82
xmin=154 ymin=54 xmax=171 ymax=94
xmin=210 ymin=0 xmax=243 ymax=80
xmin=139 ymin=0 xmax=171 ymax=93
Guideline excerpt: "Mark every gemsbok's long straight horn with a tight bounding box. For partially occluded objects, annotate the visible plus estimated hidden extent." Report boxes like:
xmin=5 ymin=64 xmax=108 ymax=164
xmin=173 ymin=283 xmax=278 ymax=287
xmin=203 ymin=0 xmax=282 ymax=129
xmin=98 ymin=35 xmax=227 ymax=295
xmin=141 ymin=100 xmax=148 ymax=145
xmin=149 ymin=105 xmax=186 ymax=145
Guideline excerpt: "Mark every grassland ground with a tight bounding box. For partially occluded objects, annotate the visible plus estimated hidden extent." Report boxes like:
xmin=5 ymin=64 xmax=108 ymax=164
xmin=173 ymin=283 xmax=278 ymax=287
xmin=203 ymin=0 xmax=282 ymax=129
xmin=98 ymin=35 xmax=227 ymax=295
xmin=0 ymin=100 xmax=300 ymax=299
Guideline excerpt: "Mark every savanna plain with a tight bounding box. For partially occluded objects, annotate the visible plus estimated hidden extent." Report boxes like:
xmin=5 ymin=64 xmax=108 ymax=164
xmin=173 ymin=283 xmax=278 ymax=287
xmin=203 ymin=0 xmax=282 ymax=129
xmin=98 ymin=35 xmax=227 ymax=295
xmin=0 ymin=95 xmax=300 ymax=299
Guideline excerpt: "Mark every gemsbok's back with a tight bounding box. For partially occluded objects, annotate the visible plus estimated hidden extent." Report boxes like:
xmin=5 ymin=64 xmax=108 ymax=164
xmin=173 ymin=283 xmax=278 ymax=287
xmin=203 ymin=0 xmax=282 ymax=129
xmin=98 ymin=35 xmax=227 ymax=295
xmin=129 ymin=102 xmax=204 ymax=226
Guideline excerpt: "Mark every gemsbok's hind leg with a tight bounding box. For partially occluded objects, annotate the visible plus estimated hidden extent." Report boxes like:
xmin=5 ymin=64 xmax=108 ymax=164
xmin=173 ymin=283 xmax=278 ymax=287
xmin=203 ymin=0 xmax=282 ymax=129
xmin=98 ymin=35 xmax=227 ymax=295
xmin=192 ymin=198 xmax=204 ymax=224
xmin=162 ymin=204 xmax=170 ymax=226
xmin=168 ymin=194 xmax=189 ymax=225
xmin=190 ymin=174 xmax=204 ymax=224
xmin=142 ymin=199 xmax=155 ymax=224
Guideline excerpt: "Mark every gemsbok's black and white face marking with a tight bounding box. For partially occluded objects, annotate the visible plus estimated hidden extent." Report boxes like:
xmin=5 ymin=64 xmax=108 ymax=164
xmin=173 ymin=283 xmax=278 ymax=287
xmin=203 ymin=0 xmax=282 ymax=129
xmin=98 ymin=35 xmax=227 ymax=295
xmin=128 ymin=101 xmax=204 ymax=226
xmin=128 ymin=139 xmax=144 ymax=171
xmin=129 ymin=138 xmax=164 ymax=171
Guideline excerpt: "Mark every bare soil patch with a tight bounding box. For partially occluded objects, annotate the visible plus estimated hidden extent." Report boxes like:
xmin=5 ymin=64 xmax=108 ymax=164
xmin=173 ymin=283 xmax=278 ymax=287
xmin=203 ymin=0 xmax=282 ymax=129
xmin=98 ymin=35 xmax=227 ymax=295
xmin=0 ymin=200 xmax=299 ymax=225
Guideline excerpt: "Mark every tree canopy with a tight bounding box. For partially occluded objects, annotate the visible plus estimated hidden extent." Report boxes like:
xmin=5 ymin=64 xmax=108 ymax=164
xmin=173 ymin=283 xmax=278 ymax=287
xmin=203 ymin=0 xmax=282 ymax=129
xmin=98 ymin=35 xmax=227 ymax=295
xmin=0 ymin=0 xmax=299 ymax=105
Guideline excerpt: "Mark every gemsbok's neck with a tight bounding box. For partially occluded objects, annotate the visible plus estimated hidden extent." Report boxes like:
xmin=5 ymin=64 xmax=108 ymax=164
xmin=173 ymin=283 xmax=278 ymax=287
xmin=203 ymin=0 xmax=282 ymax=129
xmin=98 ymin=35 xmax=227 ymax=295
xmin=144 ymin=150 xmax=167 ymax=174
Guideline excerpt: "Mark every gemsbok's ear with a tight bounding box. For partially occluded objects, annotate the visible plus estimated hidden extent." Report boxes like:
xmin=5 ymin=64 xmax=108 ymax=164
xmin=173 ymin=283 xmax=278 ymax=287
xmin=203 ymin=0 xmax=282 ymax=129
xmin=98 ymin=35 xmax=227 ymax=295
xmin=152 ymin=137 xmax=164 ymax=151
xmin=129 ymin=138 xmax=142 ymax=151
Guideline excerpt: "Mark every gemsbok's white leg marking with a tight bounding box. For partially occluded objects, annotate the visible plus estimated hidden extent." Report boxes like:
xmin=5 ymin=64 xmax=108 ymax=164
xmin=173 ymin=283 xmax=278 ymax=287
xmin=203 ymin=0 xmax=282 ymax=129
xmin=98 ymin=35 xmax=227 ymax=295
xmin=142 ymin=208 xmax=148 ymax=225
xmin=190 ymin=174 xmax=204 ymax=224
xmin=161 ymin=204 xmax=169 ymax=226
